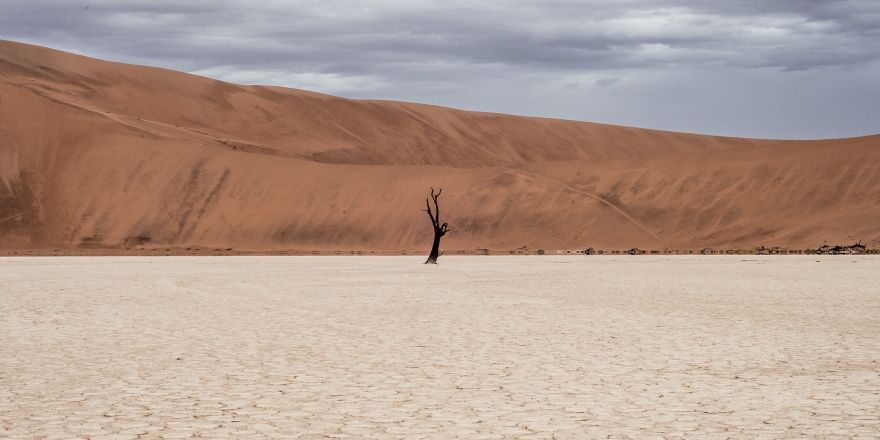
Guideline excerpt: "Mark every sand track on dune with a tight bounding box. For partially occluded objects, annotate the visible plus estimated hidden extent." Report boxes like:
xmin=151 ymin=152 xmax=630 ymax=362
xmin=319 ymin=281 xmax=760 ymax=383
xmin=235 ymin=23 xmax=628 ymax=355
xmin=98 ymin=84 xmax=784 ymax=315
xmin=500 ymin=167 xmax=662 ymax=242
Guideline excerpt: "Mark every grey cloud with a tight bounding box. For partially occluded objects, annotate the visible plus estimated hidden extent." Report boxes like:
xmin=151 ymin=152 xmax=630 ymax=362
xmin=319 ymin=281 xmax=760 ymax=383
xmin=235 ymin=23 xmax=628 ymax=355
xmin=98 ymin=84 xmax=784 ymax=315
xmin=0 ymin=0 xmax=877 ymax=138
xmin=594 ymin=77 xmax=621 ymax=86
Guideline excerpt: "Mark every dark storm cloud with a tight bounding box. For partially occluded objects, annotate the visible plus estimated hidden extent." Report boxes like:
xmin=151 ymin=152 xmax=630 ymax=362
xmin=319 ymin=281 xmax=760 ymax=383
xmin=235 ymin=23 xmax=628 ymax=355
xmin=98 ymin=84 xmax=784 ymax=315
xmin=1 ymin=0 xmax=878 ymax=138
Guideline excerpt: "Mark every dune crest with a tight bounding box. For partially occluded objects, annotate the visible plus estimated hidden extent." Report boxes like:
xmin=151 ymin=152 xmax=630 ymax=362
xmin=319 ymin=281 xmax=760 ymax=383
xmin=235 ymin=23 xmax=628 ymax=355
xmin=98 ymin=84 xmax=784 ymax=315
xmin=1 ymin=39 xmax=878 ymax=252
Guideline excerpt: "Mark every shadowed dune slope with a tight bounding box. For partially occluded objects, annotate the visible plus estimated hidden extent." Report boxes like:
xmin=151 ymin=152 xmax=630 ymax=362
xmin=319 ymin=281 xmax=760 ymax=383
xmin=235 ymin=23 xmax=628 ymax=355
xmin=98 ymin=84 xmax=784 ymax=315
xmin=1 ymin=39 xmax=878 ymax=252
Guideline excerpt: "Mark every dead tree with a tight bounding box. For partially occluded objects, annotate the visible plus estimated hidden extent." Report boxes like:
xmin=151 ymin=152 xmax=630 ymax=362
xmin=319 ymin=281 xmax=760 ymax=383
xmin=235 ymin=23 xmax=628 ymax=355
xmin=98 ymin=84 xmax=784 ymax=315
xmin=423 ymin=187 xmax=449 ymax=264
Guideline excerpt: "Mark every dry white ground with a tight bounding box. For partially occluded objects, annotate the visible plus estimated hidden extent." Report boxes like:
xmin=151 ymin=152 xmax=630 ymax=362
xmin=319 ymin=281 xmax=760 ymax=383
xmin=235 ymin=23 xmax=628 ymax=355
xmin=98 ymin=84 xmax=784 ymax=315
xmin=1 ymin=256 xmax=879 ymax=439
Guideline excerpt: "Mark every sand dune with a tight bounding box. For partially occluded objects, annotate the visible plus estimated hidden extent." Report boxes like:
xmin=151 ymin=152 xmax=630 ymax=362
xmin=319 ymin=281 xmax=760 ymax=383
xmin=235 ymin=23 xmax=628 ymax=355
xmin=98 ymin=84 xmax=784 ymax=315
xmin=1 ymin=39 xmax=878 ymax=252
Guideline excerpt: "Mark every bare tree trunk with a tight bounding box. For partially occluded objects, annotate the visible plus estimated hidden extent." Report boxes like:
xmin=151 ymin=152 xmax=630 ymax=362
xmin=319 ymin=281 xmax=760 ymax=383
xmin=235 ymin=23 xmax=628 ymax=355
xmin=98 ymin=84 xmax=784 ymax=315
xmin=423 ymin=187 xmax=449 ymax=264
xmin=426 ymin=233 xmax=441 ymax=264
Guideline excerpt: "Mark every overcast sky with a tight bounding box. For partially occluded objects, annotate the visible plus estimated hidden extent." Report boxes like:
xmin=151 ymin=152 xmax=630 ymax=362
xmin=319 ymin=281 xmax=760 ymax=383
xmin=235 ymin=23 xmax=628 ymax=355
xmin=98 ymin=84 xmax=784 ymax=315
xmin=2 ymin=0 xmax=878 ymax=139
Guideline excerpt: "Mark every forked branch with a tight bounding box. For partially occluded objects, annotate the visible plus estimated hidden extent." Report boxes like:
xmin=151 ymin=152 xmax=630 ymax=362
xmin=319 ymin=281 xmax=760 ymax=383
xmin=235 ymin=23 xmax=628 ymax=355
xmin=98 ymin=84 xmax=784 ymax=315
xmin=425 ymin=187 xmax=444 ymax=229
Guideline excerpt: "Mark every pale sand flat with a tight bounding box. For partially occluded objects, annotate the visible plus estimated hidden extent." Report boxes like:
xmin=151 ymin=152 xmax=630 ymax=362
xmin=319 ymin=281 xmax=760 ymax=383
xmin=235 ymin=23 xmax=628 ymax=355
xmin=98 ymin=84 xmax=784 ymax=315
xmin=1 ymin=256 xmax=878 ymax=439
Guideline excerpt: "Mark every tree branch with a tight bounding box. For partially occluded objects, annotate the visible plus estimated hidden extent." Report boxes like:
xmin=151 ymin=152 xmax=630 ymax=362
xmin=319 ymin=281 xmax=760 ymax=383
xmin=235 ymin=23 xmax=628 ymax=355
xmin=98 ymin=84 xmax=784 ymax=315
xmin=431 ymin=188 xmax=442 ymax=226
xmin=425 ymin=198 xmax=437 ymax=225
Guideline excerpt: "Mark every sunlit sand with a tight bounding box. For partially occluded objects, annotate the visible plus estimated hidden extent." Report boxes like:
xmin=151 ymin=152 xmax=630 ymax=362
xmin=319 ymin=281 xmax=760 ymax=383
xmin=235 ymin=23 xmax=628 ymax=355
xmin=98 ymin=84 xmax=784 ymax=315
xmin=2 ymin=256 xmax=879 ymax=438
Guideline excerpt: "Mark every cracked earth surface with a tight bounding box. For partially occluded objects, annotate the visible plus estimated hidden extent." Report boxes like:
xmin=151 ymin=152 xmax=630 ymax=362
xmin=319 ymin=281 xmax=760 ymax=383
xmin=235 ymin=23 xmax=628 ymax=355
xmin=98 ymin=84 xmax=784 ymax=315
xmin=1 ymin=256 xmax=879 ymax=439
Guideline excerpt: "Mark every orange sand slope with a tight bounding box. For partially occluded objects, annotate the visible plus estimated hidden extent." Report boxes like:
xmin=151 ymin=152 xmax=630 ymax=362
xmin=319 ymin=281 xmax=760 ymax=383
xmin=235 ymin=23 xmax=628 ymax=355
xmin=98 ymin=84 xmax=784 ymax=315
xmin=1 ymin=39 xmax=878 ymax=252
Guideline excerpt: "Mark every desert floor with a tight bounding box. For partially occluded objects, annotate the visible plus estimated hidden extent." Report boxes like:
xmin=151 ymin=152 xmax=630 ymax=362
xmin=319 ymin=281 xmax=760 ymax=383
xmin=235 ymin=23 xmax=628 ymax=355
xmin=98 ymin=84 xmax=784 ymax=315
xmin=1 ymin=256 xmax=878 ymax=439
